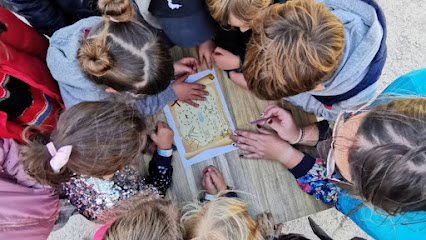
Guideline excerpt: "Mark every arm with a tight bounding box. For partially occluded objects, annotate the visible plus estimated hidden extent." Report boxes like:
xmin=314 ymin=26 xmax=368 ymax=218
xmin=134 ymin=84 xmax=177 ymax=116
xmin=145 ymin=151 xmax=173 ymax=197
xmin=3 ymin=0 xmax=67 ymax=36
xmin=289 ymin=155 xmax=341 ymax=207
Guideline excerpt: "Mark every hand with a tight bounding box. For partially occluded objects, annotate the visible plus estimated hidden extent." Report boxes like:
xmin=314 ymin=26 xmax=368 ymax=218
xmin=257 ymin=212 xmax=283 ymax=239
xmin=150 ymin=121 xmax=174 ymax=150
xmin=198 ymin=39 xmax=215 ymax=69
xmin=212 ymin=47 xmax=241 ymax=70
xmin=173 ymin=57 xmax=199 ymax=76
xmin=172 ymin=74 xmax=209 ymax=107
xmin=202 ymin=165 xmax=228 ymax=195
xmin=262 ymin=105 xmax=300 ymax=143
xmin=230 ymin=126 xmax=304 ymax=168
xmin=229 ymin=71 xmax=248 ymax=90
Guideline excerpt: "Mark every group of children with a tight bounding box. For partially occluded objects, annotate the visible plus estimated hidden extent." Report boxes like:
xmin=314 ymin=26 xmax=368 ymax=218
xmin=0 ymin=0 xmax=425 ymax=239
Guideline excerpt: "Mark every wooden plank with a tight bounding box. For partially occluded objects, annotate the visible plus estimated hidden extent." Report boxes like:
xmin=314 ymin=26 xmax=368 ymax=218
xmin=142 ymin=46 xmax=329 ymax=222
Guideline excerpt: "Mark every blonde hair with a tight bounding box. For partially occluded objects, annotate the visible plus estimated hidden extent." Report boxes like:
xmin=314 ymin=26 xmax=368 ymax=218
xmin=244 ymin=0 xmax=345 ymax=99
xmin=78 ymin=0 xmax=174 ymax=95
xmin=21 ymin=101 xmax=146 ymax=188
xmin=206 ymin=0 xmax=272 ymax=26
xmin=102 ymin=194 xmax=183 ymax=240
xmin=181 ymin=193 xmax=270 ymax=240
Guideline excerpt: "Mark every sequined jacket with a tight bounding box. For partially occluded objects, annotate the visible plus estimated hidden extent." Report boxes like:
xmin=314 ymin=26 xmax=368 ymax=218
xmin=62 ymin=152 xmax=172 ymax=221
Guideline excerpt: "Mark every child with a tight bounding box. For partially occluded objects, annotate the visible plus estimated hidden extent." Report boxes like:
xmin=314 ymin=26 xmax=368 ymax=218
xmin=21 ymin=101 xmax=175 ymax=221
xmin=0 ymin=7 xmax=64 ymax=143
xmin=0 ymin=138 xmax=59 ymax=240
xmin=230 ymin=69 xmax=426 ymax=239
xmin=181 ymin=165 xmax=286 ymax=240
xmin=93 ymin=194 xmax=183 ymax=240
xmin=243 ymin=0 xmax=387 ymax=120
xmin=47 ymin=0 xmax=208 ymax=115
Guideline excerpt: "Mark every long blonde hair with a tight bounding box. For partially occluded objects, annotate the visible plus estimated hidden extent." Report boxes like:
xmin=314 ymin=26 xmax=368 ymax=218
xmin=77 ymin=0 xmax=174 ymax=95
xmin=180 ymin=193 xmax=270 ymax=240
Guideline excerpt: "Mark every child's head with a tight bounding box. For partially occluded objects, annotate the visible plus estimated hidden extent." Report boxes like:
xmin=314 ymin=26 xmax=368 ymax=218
xmin=21 ymin=101 xmax=146 ymax=187
xmin=244 ymin=0 xmax=345 ymax=99
xmin=336 ymin=98 xmax=426 ymax=215
xmin=77 ymin=0 xmax=174 ymax=95
xmin=181 ymin=194 xmax=268 ymax=240
xmin=101 ymin=196 xmax=182 ymax=240
xmin=206 ymin=0 xmax=272 ymax=32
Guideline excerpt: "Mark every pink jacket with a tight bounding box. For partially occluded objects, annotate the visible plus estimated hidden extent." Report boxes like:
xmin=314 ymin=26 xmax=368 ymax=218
xmin=0 ymin=138 xmax=59 ymax=240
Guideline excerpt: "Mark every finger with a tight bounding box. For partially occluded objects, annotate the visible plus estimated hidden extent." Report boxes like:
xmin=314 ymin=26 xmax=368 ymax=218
xmin=230 ymin=134 xmax=257 ymax=146
xmin=178 ymin=64 xmax=193 ymax=74
xmin=235 ymin=143 xmax=259 ymax=153
xmin=209 ymin=166 xmax=222 ymax=176
xmin=241 ymin=153 xmax=262 ymax=159
xmin=204 ymin=173 xmax=215 ymax=191
xmin=188 ymin=83 xmax=206 ymax=90
xmin=213 ymin=47 xmax=226 ymax=55
xmin=256 ymin=125 xmax=274 ymax=135
xmin=206 ymin=54 xmax=212 ymax=69
xmin=189 ymin=95 xmax=206 ymax=101
xmin=191 ymin=89 xmax=209 ymax=96
xmin=275 ymin=224 xmax=283 ymax=237
xmin=203 ymin=166 xmax=212 ymax=174
xmin=175 ymin=74 xmax=189 ymax=82
xmin=184 ymin=99 xmax=199 ymax=107
xmin=267 ymin=212 xmax=274 ymax=222
xmin=262 ymin=105 xmax=279 ymax=116
xmin=234 ymin=130 xmax=261 ymax=141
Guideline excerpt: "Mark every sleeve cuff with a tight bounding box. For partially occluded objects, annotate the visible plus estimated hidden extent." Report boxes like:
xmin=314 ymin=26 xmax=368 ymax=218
xmin=289 ymin=153 xmax=316 ymax=178
xmin=151 ymin=151 xmax=172 ymax=168
xmin=316 ymin=120 xmax=330 ymax=141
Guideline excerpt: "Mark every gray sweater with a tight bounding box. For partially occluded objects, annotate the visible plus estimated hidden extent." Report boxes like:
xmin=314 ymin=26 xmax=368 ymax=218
xmin=46 ymin=16 xmax=177 ymax=116
xmin=285 ymin=0 xmax=383 ymax=120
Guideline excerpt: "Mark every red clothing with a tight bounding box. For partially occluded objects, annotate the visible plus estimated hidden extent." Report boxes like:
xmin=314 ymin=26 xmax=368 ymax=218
xmin=0 ymin=7 xmax=64 ymax=143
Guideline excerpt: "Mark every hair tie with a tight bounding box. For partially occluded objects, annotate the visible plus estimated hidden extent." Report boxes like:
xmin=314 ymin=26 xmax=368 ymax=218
xmin=46 ymin=142 xmax=72 ymax=173
xmin=108 ymin=16 xmax=120 ymax=23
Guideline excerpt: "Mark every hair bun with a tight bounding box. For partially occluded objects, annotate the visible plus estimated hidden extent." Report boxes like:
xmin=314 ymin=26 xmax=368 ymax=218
xmin=77 ymin=39 xmax=113 ymax=77
xmin=98 ymin=0 xmax=134 ymax=22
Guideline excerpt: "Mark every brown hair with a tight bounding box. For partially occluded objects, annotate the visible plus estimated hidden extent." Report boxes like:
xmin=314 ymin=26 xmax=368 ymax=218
xmin=21 ymin=101 xmax=146 ymax=188
xmin=181 ymin=193 xmax=270 ymax=240
xmin=102 ymin=194 xmax=183 ymax=240
xmin=244 ymin=0 xmax=345 ymax=99
xmin=346 ymin=98 xmax=426 ymax=215
xmin=77 ymin=0 xmax=174 ymax=95
xmin=206 ymin=0 xmax=272 ymax=26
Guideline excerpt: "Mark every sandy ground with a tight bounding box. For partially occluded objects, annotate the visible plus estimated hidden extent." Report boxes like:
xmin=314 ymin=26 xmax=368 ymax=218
xmin=48 ymin=0 xmax=426 ymax=239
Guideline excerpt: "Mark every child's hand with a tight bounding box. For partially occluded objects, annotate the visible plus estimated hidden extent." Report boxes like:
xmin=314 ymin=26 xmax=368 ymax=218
xmin=262 ymin=105 xmax=300 ymax=143
xmin=230 ymin=126 xmax=304 ymax=169
xmin=202 ymin=165 xmax=228 ymax=195
xmin=174 ymin=57 xmax=199 ymax=76
xmin=198 ymin=39 xmax=215 ymax=69
xmin=212 ymin=47 xmax=241 ymax=70
xmin=229 ymin=71 xmax=248 ymax=90
xmin=172 ymin=74 xmax=209 ymax=107
xmin=150 ymin=121 xmax=174 ymax=150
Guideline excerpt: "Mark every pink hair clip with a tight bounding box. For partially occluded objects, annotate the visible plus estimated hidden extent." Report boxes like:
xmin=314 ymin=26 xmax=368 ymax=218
xmin=46 ymin=142 xmax=72 ymax=173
